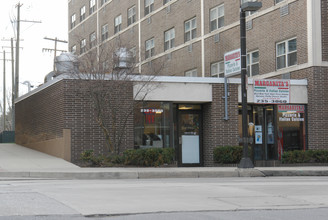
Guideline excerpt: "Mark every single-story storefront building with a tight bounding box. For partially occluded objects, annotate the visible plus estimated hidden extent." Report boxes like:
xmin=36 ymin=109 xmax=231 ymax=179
xmin=15 ymin=75 xmax=309 ymax=166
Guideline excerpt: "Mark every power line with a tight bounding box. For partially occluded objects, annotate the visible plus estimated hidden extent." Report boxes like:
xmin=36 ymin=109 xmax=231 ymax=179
xmin=43 ymin=37 xmax=68 ymax=71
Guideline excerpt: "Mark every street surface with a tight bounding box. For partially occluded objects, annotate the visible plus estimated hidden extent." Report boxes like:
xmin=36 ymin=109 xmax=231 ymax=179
xmin=0 ymin=177 xmax=328 ymax=219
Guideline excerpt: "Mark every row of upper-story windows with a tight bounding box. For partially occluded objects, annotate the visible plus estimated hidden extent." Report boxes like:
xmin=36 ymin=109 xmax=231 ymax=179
xmin=209 ymin=38 xmax=296 ymax=78
xmin=70 ymin=0 xmax=287 ymax=31
xmin=72 ymin=35 xmax=296 ymax=77
xmin=71 ymin=0 xmax=96 ymax=29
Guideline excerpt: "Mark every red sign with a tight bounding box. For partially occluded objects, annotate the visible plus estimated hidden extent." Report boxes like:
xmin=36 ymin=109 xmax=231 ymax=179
xmin=278 ymin=105 xmax=305 ymax=113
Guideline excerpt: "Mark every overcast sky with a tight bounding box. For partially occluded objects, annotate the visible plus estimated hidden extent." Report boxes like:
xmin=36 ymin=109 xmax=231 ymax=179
xmin=0 ymin=0 xmax=67 ymax=95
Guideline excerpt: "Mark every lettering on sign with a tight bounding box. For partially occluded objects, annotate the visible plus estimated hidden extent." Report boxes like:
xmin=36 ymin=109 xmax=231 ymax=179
xmin=254 ymin=79 xmax=290 ymax=104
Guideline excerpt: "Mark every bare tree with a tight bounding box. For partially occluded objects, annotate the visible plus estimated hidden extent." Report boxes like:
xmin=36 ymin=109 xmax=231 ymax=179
xmin=0 ymin=90 xmax=14 ymax=132
xmin=66 ymin=38 xmax=166 ymax=155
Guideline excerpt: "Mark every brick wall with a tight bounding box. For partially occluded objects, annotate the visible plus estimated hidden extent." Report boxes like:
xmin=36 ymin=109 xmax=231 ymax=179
xmin=63 ymin=79 xmax=134 ymax=162
xmin=16 ymin=79 xmax=135 ymax=163
xmin=322 ymin=0 xmax=328 ymax=61
xmin=203 ymin=83 xmax=239 ymax=166
xmin=291 ymin=67 xmax=328 ymax=150
xmin=16 ymin=81 xmax=65 ymax=144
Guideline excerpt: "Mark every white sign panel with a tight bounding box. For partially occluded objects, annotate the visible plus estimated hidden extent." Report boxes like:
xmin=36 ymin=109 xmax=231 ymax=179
xmin=224 ymin=49 xmax=241 ymax=77
xmin=182 ymin=135 xmax=200 ymax=164
xmin=254 ymin=79 xmax=290 ymax=104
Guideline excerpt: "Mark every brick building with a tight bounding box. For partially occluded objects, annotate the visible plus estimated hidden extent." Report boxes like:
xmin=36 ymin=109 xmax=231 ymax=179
xmin=15 ymin=0 xmax=327 ymax=166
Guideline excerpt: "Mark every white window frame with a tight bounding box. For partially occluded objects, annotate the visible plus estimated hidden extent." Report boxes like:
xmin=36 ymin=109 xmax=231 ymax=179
xmin=164 ymin=28 xmax=175 ymax=51
xmin=128 ymin=5 xmax=136 ymax=26
xmin=89 ymin=0 xmax=96 ymax=14
xmin=276 ymin=38 xmax=297 ymax=70
xmin=101 ymin=0 xmax=109 ymax=6
xmin=90 ymin=32 xmax=96 ymax=48
xmin=71 ymin=14 xmax=76 ymax=29
xmin=80 ymin=39 xmax=86 ymax=54
xmin=185 ymin=69 xmax=198 ymax=77
xmin=145 ymin=38 xmax=155 ymax=59
xmin=163 ymin=0 xmax=172 ymax=5
xmin=80 ymin=6 xmax=86 ymax=21
xmin=210 ymin=4 xmax=224 ymax=32
xmin=101 ymin=24 xmax=109 ymax=42
xmin=184 ymin=17 xmax=197 ymax=42
xmin=114 ymin=15 xmax=122 ymax=34
xmin=145 ymin=0 xmax=154 ymax=15
xmin=247 ymin=50 xmax=259 ymax=77
xmin=71 ymin=45 xmax=76 ymax=54
xmin=275 ymin=0 xmax=285 ymax=4
xmin=211 ymin=61 xmax=224 ymax=78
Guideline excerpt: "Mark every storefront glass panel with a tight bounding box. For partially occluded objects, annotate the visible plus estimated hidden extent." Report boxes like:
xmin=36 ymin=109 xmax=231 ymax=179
xmin=134 ymin=102 xmax=171 ymax=149
xmin=277 ymin=105 xmax=306 ymax=155
xmin=238 ymin=104 xmax=307 ymax=161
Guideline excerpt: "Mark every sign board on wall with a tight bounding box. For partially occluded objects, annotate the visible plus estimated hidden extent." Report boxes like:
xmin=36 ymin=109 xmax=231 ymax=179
xmin=254 ymin=79 xmax=290 ymax=104
xmin=224 ymin=49 xmax=241 ymax=77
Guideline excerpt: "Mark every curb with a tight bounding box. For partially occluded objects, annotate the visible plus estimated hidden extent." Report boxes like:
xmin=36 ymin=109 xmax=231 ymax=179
xmin=1 ymin=168 xmax=328 ymax=179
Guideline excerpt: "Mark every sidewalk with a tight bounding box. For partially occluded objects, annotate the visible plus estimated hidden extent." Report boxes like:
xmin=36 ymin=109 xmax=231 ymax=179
xmin=1 ymin=144 xmax=328 ymax=179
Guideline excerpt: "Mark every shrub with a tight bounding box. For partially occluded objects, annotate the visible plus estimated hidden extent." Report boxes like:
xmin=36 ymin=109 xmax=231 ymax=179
xmin=81 ymin=148 xmax=175 ymax=167
xmin=80 ymin=149 xmax=104 ymax=166
xmin=282 ymin=150 xmax=328 ymax=164
xmin=123 ymin=148 xmax=175 ymax=167
xmin=213 ymin=146 xmax=252 ymax=164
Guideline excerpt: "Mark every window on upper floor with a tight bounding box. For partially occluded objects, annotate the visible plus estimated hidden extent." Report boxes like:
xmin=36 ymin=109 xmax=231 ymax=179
xmin=185 ymin=17 xmax=196 ymax=42
xmin=185 ymin=69 xmax=198 ymax=77
xmin=145 ymin=38 xmax=155 ymax=59
xmin=101 ymin=24 xmax=109 ymax=42
xmin=247 ymin=50 xmax=259 ymax=77
xmin=164 ymin=28 xmax=175 ymax=51
xmin=145 ymin=0 xmax=154 ymax=16
xmin=80 ymin=6 xmax=86 ymax=22
xmin=276 ymin=38 xmax=297 ymax=70
xmin=163 ymin=0 xmax=172 ymax=5
xmin=211 ymin=61 xmax=224 ymax=78
xmin=114 ymin=15 xmax=122 ymax=34
xmin=210 ymin=4 xmax=224 ymax=32
xmin=71 ymin=14 xmax=76 ymax=29
xmin=90 ymin=32 xmax=97 ymax=48
xmin=275 ymin=0 xmax=285 ymax=4
xmin=71 ymin=45 xmax=77 ymax=55
xmin=101 ymin=0 xmax=109 ymax=6
xmin=89 ymin=0 xmax=96 ymax=14
xmin=128 ymin=5 xmax=136 ymax=26
xmin=241 ymin=0 xmax=256 ymax=16
xmin=80 ymin=39 xmax=86 ymax=54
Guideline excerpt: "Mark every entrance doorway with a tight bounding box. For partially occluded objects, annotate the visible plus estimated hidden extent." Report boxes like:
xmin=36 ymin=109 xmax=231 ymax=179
xmin=178 ymin=105 xmax=202 ymax=166
xmin=251 ymin=105 xmax=277 ymax=161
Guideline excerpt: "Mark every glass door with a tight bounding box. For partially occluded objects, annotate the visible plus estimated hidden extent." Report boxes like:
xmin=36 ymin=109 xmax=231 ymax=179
xmin=178 ymin=111 xmax=202 ymax=166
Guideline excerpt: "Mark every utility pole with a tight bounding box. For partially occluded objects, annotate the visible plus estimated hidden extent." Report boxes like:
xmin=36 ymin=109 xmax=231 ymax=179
xmin=15 ymin=2 xmax=22 ymax=99
xmin=14 ymin=2 xmax=41 ymax=98
xmin=1 ymin=52 xmax=12 ymax=131
xmin=43 ymin=37 xmax=68 ymax=71
xmin=3 ymin=51 xmax=5 ymax=131
xmin=11 ymin=38 xmax=15 ymax=131
xmin=2 ymin=39 xmax=23 ymax=131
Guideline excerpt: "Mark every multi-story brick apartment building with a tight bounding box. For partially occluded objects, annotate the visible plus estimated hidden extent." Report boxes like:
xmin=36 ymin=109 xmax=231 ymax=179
xmin=14 ymin=0 xmax=326 ymax=166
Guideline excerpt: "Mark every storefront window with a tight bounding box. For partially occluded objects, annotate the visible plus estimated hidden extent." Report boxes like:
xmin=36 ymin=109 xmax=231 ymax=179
xmin=277 ymin=105 xmax=306 ymax=154
xmin=134 ymin=102 xmax=171 ymax=149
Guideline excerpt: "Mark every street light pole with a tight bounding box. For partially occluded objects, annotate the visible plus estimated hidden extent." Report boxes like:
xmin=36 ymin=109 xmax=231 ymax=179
xmin=238 ymin=1 xmax=262 ymax=169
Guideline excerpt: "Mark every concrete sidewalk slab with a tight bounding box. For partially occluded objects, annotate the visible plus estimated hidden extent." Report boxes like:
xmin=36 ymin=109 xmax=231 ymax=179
xmin=0 ymin=144 xmax=328 ymax=179
xmin=0 ymin=143 xmax=79 ymax=170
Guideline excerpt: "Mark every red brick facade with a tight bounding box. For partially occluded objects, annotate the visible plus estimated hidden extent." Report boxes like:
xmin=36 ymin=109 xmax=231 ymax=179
xmin=16 ymin=79 xmax=134 ymax=163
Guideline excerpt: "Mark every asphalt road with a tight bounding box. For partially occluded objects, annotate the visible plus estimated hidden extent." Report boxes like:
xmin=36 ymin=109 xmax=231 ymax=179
xmin=1 ymin=177 xmax=328 ymax=219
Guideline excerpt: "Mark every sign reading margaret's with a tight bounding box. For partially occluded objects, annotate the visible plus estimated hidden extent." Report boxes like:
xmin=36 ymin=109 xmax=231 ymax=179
xmin=254 ymin=79 xmax=290 ymax=104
